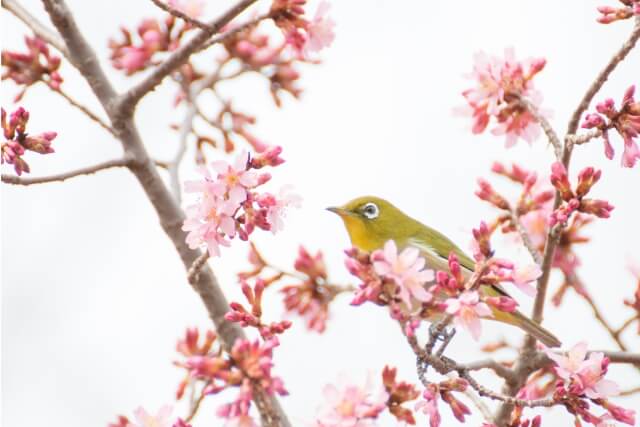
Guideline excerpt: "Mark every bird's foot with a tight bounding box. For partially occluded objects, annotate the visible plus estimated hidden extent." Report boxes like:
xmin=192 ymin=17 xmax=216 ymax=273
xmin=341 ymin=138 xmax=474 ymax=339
xmin=427 ymin=322 xmax=457 ymax=356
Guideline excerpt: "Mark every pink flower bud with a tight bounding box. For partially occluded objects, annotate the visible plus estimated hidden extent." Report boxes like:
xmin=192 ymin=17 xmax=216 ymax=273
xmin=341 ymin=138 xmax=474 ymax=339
xmin=23 ymin=131 xmax=56 ymax=154
xmin=549 ymin=162 xmax=574 ymax=201
xmin=486 ymin=296 xmax=518 ymax=312
xmin=579 ymin=198 xmax=614 ymax=218
xmin=575 ymin=166 xmax=601 ymax=198
xmin=582 ymin=113 xmax=605 ymax=129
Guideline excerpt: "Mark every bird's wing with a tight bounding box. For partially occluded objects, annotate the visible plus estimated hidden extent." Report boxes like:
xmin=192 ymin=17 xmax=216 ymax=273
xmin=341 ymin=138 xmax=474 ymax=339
xmin=408 ymin=224 xmax=476 ymax=272
xmin=408 ymin=230 xmax=512 ymax=298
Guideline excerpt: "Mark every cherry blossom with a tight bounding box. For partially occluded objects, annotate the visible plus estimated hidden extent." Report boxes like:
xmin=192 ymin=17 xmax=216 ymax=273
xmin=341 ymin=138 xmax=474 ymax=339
xmin=182 ymin=149 xmax=297 ymax=256
xmin=546 ymin=342 xmax=619 ymax=399
xmin=2 ymin=35 xmax=63 ymax=100
xmin=458 ymin=48 xmax=547 ymax=147
xmin=2 ymin=107 xmax=56 ymax=175
xmin=549 ymin=162 xmax=614 ymax=227
xmin=582 ymin=85 xmax=640 ymax=168
xmin=371 ymin=240 xmax=434 ymax=309
xmin=315 ymin=378 xmax=388 ymax=427
xmin=596 ymin=1 xmax=640 ymax=24
xmin=305 ymin=1 xmax=336 ymax=54
xmin=129 ymin=405 xmax=173 ymax=427
xmin=415 ymin=386 xmax=441 ymax=427
xmin=445 ymin=291 xmax=492 ymax=340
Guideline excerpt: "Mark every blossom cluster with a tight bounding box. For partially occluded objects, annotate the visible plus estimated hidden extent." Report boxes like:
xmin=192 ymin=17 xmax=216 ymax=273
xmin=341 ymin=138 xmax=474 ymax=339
xmin=582 ymin=85 xmax=640 ymax=168
xmin=238 ymin=244 xmax=348 ymax=333
xmin=549 ymin=162 xmax=613 ymax=226
xmin=596 ymin=0 xmax=640 ymax=24
xmin=313 ymin=367 xmax=474 ymax=427
xmin=270 ymin=0 xmax=335 ymax=57
xmin=458 ymin=48 xmax=547 ymax=147
xmin=173 ymin=328 xmax=286 ymax=426
xmin=473 ymin=162 xmax=600 ymax=305
xmin=1 ymin=107 xmax=56 ymax=175
xmin=345 ymin=235 xmax=540 ymax=340
xmin=108 ymin=406 xmax=190 ymax=427
xmin=225 ymin=278 xmax=293 ymax=339
xmin=546 ymin=342 xmax=635 ymax=426
xmin=108 ymin=0 xmax=204 ymax=75
xmin=182 ymin=147 xmax=299 ymax=257
xmin=2 ymin=35 xmax=63 ymax=101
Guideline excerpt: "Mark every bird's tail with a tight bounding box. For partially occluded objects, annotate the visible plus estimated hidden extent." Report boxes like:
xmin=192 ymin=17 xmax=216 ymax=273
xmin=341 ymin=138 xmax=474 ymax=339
xmin=511 ymin=311 xmax=562 ymax=348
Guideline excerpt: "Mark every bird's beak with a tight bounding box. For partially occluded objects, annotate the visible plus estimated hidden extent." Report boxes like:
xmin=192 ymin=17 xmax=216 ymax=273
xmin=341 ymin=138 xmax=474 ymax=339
xmin=326 ymin=206 xmax=354 ymax=217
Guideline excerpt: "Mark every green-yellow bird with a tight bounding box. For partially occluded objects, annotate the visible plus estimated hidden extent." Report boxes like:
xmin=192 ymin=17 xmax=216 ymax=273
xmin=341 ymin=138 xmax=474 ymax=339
xmin=327 ymin=195 xmax=561 ymax=347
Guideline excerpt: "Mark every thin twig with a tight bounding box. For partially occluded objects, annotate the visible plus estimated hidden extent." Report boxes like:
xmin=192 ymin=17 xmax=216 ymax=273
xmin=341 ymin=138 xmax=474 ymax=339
xmin=2 ymin=0 xmax=70 ymax=60
xmin=516 ymin=96 xmax=563 ymax=161
xmin=184 ymin=381 xmax=210 ymax=422
xmin=149 ymin=0 xmax=210 ymax=30
xmin=566 ymin=16 xmax=640 ymax=136
xmin=2 ymin=157 xmax=130 ymax=185
xmin=614 ymin=315 xmax=639 ymax=338
xmin=118 ymin=0 xmax=259 ymax=112
xmin=566 ymin=128 xmax=603 ymax=147
xmin=52 ymin=87 xmax=115 ymax=135
xmin=620 ymin=386 xmax=640 ymax=396
xmin=509 ymin=209 xmax=543 ymax=266
xmin=199 ymin=14 xmax=271 ymax=51
xmin=170 ymin=103 xmax=196 ymax=202
xmin=462 ymin=359 xmax=517 ymax=385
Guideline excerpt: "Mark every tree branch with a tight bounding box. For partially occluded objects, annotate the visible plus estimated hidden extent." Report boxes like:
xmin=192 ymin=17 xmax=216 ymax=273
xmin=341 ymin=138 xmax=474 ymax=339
xmin=509 ymin=209 xmax=543 ymax=266
xmin=462 ymin=359 xmax=518 ymax=385
xmin=494 ymin=20 xmax=640 ymax=425
xmin=40 ymin=1 xmax=291 ymax=426
xmin=2 ymin=0 xmax=70 ymax=60
xmin=531 ymin=15 xmax=640 ymax=328
xmin=2 ymin=157 xmax=130 ymax=185
xmin=118 ymin=0 xmax=258 ymax=112
xmin=52 ymin=87 xmax=115 ymax=136
xmin=516 ymin=96 xmax=562 ymax=161
xmin=566 ymin=16 xmax=640 ymax=136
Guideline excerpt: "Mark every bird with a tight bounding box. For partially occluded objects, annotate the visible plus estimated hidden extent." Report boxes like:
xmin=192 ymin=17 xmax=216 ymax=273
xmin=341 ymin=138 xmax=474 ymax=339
xmin=327 ymin=195 xmax=561 ymax=347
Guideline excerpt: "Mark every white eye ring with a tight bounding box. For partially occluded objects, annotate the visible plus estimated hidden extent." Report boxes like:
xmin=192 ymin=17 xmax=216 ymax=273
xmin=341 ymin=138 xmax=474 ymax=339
xmin=362 ymin=202 xmax=379 ymax=219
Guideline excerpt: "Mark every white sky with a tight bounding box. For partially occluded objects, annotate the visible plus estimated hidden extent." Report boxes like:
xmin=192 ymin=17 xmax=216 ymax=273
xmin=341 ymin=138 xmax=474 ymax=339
xmin=2 ymin=1 xmax=639 ymax=426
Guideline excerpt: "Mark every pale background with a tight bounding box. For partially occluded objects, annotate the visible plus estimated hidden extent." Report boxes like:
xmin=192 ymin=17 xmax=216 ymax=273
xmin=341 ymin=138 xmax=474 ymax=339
xmin=2 ymin=1 xmax=639 ymax=426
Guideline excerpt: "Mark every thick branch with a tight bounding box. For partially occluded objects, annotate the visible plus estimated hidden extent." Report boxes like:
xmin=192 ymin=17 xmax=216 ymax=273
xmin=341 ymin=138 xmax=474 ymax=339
xmin=2 ymin=157 xmax=129 ymax=185
xmin=40 ymin=1 xmax=290 ymax=426
xmin=118 ymin=0 xmax=258 ymax=112
xmin=2 ymin=0 xmax=70 ymax=60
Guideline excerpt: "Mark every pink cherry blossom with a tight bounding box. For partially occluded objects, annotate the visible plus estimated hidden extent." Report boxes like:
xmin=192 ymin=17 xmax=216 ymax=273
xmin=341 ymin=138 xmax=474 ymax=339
xmin=372 ymin=240 xmax=434 ymax=308
xmin=546 ymin=342 xmax=620 ymax=399
xmin=129 ymin=405 xmax=173 ymax=427
xmin=316 ymin=378 xmax=388 ymax=427
xmin=458 ymin=48 xmax=547 ymax=147
xmin=2 ymin=107 xmax=57 ymax=176
xmin=182 ymin=148 xmax=294 ymax=256
xmin=445 ymin=291 xmax=492 ymax=340
xmin=511 ymin=263 xmax=541 ymax=296
xmin=305 ymin=1 xmax=336 ymax=54
xmin=415 ymin=387 xmax=441 ymax=427
xmin=168 ymin=0 xmax=204 ymax=18
xmin=582 ymin=85 xmax=640 ymax=168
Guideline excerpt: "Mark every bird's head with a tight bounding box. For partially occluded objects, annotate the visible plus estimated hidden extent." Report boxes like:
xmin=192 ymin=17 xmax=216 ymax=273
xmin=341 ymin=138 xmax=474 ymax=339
xmin=327 ymin=196 xmax=418 ymax=252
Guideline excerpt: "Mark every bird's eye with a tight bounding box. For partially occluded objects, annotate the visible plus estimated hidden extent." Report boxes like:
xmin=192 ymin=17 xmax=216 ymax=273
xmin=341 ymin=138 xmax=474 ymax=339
xmin=362 ymin=202 xmax=379 ymax=219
